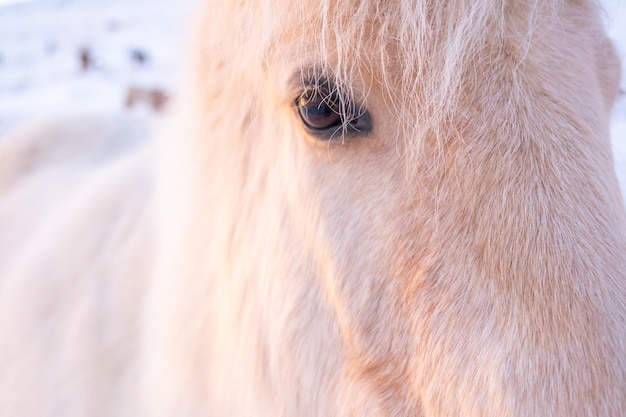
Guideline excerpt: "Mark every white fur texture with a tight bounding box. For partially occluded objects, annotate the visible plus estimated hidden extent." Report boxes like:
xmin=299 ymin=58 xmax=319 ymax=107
xmin=2 ymin=0 xmax=626 ymax=416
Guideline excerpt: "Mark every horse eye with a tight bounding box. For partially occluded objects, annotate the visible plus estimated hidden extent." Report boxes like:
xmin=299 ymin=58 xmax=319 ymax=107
xmin=295 ymin=83 xmax=372 ymax=139
xmin=297 ymin=89 xmax=342 ymax=131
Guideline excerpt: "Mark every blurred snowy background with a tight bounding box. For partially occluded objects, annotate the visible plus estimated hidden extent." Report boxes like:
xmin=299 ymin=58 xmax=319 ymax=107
xmin=0 ymin=0 xmax=624 ymax=190
xmin=0 ymin=0 xmax=198 ymax=134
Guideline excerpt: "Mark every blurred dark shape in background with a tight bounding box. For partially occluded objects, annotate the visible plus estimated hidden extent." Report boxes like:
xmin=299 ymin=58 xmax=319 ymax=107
xmin=125 ymin=85 xmax=169 ymax=112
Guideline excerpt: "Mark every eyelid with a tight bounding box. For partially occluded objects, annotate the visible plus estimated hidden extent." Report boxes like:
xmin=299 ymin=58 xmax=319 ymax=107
xmin=286 ymin=68 xmax=330 ymax=102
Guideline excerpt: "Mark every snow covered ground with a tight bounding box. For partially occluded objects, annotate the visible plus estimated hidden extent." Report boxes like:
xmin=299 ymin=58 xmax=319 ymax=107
xmin=0 ymin=0 xmax=625 ymax=191
xmin=0 ymin=0 xmax=197 ymax=133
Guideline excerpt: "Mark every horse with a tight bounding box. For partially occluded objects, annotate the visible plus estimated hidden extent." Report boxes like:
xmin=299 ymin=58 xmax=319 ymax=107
xmin=1 ymin=0 xmax=625 ymax=416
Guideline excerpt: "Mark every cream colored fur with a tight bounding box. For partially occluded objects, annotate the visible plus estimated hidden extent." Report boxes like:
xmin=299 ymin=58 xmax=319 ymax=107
xmin=0 ymin=115 xmax=152 ymax=416
xmin=1 ymin=0 xmax=626 ymax=416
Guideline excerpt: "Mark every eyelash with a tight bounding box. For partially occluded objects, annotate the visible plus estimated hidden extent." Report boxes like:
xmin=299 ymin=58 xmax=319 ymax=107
xmin=294 ymin=79 xmax=372 ymax=140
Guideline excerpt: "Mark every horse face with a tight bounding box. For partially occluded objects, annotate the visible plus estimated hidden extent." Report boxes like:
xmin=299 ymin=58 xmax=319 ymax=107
xmin=157 ymin=0 xmax=626 ymax=415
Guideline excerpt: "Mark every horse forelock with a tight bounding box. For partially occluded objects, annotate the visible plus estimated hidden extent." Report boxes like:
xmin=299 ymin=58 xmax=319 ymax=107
xmin=194 ymin=0 xmax=581 ymax=157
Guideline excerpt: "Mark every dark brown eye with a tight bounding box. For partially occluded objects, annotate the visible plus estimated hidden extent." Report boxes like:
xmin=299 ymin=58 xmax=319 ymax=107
xmin=295 ymin=81 xmax=372 ymax=140
xmin=297 ymin=88 xmax=342 ymax=131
